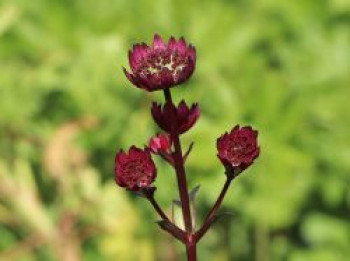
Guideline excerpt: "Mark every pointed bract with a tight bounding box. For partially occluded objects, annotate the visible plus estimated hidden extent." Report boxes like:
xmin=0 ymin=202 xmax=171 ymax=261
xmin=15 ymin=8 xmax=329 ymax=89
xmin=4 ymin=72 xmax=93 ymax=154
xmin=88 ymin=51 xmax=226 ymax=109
xmin=153 ymin=34 xmax=166 ymax=50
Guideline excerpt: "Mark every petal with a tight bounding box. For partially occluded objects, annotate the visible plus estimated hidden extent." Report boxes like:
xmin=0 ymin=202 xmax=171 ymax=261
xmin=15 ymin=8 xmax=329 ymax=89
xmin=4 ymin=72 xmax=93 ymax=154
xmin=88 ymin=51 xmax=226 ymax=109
xmin=153 ymin=34 xmax=166 ymax=50
xmin=185 ymin=104 xmax=200 ymax=132
xmin=128 ymin=145 xmax=143 ymax=156
xmin=135 ymin=75 xmax=154 ymax=91
xmin=132 ymin=43 xmax=150 ymax=62
xmin=178 ymin=104 xmax=200 ymax=134
xmin=168 ymin=36 xmax=177 ymax=52
xmin=128 ymin=50 xmax=138 ymax=72
xmin=177 ymin=100 xmax=189 ymax=118
xmin=187 ymin=45 xmax=196 ymax=64
xmin=242 ymin=126 xmax=253 ymax=132
xmin=151 ymin=103 xmax=162 ymax=119
xmin=177 ymin=37 xmax=187 ymax=55
xmin=123 ymin=67 xmax=137 ymax=84
xmin=217 ymin=132 xmax=228 ymax=149
xmin=151 ymin=103 xmax=169 ymax=131
xmin=190 ymin=103 xmax=201 ymax=119
xmin=123 ymin=68 xmax=150 ymax=91
xmin=231 ymin=125 xmax=240 ymax=134
xmin=115 ymin=149 xmax=128 ymax=164
xmin=159 ymin=102 xmax=173 ymax=132
xmin=163 ymin=101 xmax=174 ymax=118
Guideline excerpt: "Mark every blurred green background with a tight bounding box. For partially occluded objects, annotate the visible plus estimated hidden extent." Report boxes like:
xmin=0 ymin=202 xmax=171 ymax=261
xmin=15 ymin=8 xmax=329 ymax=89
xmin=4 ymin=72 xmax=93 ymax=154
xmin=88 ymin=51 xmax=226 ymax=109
xmin=0 ymin=0 xmax=349 ymax=260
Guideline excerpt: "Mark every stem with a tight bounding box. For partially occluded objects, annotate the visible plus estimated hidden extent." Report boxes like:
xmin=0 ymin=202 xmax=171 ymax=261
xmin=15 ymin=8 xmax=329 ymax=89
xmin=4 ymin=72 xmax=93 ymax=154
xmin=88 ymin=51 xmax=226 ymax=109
xmin=195 ymin=177 xmax=232 ymax=242
xmin=146 ymin=193 xmax=187 ymax=242
xmin=148 ymin=195 xmax=170 ymax=222
xmin=163 ymin=88 xmax=193 ymax=235
xmin=172 ymin=131 xmax=193 ymax=233
xmin=186 ymin=243 xmax=197 ymax=261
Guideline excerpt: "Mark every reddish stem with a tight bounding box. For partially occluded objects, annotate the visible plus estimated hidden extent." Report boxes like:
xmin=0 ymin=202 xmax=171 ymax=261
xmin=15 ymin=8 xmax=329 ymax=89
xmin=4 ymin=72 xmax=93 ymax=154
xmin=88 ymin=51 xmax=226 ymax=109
xmin=172 ymin=132 xmax=193 ymax=233
xmin=186 ymin=242 xmax=197 ymax=260
xmin=159 ymin=151 xmax=174 ymax=166
xmin=195 ymin=177 xmax=232 ymax=242
xmin=163 ymin=88 xmax=193 ymax=235
xmin=147 ymin=195 xmax=170 ymax=222
xmin=146 ymin=193 xmax=187 ymax=242
xmin=163 ymin=89 xmax=196 ymax=260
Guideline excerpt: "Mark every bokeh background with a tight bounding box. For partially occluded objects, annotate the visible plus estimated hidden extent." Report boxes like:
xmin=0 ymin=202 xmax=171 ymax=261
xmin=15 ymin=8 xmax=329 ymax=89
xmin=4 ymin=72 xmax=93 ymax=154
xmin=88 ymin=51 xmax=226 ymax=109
xmin=0 ymin=0 xmax=349 ymax=260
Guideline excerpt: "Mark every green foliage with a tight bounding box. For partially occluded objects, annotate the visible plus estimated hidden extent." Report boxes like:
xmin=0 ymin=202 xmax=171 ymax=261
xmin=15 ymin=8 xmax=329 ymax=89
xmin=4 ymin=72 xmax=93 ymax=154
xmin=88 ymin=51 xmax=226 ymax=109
xmin=0 ymin=0 xmax=349 ymax=260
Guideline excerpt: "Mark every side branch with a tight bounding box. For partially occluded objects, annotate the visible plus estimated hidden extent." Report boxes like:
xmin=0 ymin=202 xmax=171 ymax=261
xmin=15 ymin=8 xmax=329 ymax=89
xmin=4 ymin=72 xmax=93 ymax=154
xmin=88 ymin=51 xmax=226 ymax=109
xmin=147 ymin=195 xmax=171 ymax=222
xmin=145 ymin=193 xmax=187 ymax=242
xmin=195 ymin=177 xmax=233 ymax=242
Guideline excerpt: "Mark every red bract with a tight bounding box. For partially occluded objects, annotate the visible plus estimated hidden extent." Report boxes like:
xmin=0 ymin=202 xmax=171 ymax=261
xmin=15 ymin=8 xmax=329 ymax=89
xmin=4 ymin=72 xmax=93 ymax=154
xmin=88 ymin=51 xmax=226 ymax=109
xmin=148 ymin=133 xmax=172 ymax=154
xmin=151 ymin=100 xmax=200 ymax=134
xmin=123 ymin=34 xmax=196 ymax=92
xmin=115 ymin=146 xmax=157 ymax=191
xmin=217 ymin=125 xmax=260 ymax=174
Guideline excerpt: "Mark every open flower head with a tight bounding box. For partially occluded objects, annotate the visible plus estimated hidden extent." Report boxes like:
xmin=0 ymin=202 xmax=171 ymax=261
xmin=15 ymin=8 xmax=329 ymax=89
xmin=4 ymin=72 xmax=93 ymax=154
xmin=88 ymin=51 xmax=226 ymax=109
xmin=151 ymin=100 xmax=200 ymax=134
xmin=115 ymin=146 xmax=157 ymax=191
xmin=217 ymin=125 xmax=260 ymax=175
xmin=124 ymin=34 xmax=196 ymax=92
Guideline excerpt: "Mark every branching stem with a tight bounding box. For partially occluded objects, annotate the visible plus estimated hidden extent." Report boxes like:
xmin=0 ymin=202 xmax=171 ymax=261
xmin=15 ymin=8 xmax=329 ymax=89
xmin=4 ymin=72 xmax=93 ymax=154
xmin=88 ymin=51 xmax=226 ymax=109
xmin=163 ymin=88 xmax=196 ymax=260
xmin=195 ymin=177 xmax=233 ymax=242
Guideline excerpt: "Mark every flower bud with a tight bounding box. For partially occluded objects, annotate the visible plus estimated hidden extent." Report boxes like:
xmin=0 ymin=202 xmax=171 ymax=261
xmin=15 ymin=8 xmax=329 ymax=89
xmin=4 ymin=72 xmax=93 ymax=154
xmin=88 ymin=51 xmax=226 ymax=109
xmin=148 ymin=133 xmax=172 ymax=154
xmin=151 ymin=100 xmax=200 ymax=134
xmin=217 ymin=125 xmax=260 ymax=177
xmin=115 ymin=146 xmax=157 ymax=191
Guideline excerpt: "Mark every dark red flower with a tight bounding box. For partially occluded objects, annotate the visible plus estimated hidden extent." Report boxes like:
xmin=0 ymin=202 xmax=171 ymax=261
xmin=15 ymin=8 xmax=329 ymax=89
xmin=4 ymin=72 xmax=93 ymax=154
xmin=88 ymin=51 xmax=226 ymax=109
xmin=123 ymin=34 xmax=196 ymax=92
xmin=148 ymin=133 xmax=172 ymax=154
xmin=115 ymin=146 xmax=157 ymax=191
xmin=151 ymin=100 xmax=200 ymax=134
xmin=217 ymin=125 xmax=260 ymax=176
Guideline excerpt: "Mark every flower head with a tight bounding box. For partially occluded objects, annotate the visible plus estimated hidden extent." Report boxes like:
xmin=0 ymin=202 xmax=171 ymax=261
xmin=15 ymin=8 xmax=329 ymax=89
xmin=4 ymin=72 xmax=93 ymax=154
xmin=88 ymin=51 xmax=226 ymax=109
xmin=151 ymin=100 xmax=200 ymax=134
xmin=148 ymin=133 xmax=172 ymax=154
xmin=115 ymin=146 xmax=157 ymax=191
xmin=124 ymin=34 xmax=196 ymax=92
xmin=217 ymin=125 xmax=260 ymax=176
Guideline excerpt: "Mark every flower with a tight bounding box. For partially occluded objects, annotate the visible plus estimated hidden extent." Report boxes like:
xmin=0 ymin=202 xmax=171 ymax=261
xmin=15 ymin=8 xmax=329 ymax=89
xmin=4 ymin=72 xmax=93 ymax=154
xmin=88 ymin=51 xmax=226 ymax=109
xmin=151 ymin=100 xmax=200 ymax=134
xmin=148 ymin=133 xmax=172 ymax=154
xmin=123 ymin=34 xmax=196 ymax=92
xmin=217 ymin=125 xmax=260 ymax=176
xmin=115 ymin=146 xmax=157 ymax=191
